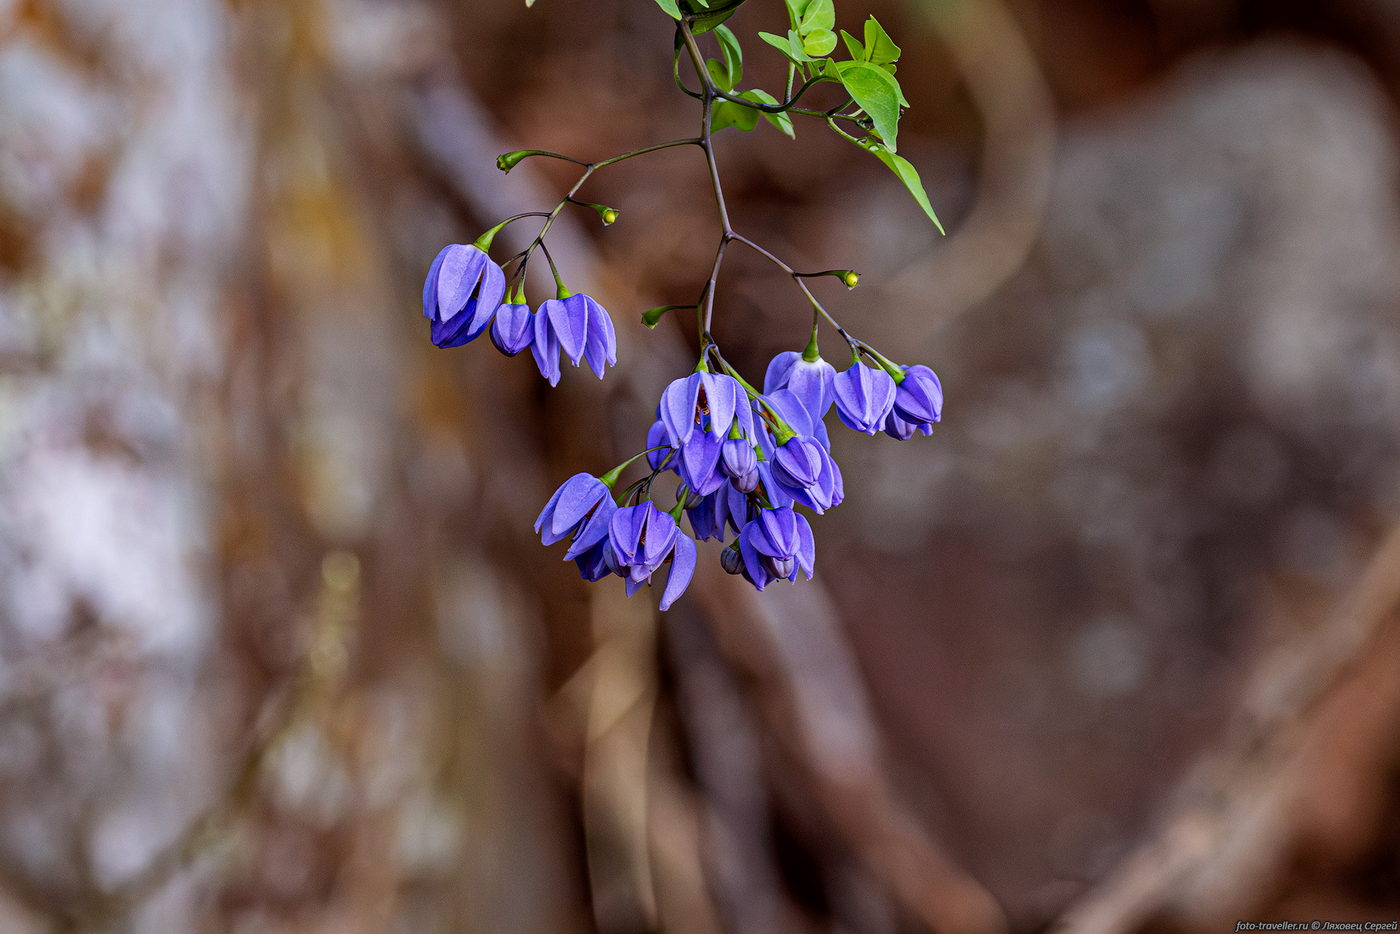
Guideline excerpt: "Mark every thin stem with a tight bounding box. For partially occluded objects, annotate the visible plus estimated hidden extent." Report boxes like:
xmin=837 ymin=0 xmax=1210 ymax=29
xmin=730 ymin=234 xmax=857 ymax=347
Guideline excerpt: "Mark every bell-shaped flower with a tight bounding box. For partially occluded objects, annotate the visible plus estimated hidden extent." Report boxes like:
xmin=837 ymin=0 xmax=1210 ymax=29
xmin=490 ymin=302 xmax=534 ymax=357
xmin=536 ymin=292 xmax=617 ymax=379
xmin=572 ymin=538 xmax=621 ymax=582
xmin=535 ymin=474 xmax=616 ymax=561
xmin=659 ymin=371 xmax=751 ymax=447
xmin=833 ymin=363 xmax=897 ymax=435
xmin=892 ymin=364 xmax=943 ymax=426
xmin=720 ymin=439 xmax=758 ymax=492
xmin=531 ymin=304 xmax=562 ymax=386
xmin=676 ymin=431 xmax=727 ymax=496
xmin=883 ymin=410 xmax=934 ymax=441
xmin=646 ymin=420 xmax=676 ymax=471
xmin=608 ymin=502 xmax=697 ymax=610
xmin=768 ymin=436 xmax=843 ymax=513
xmin=423 ymin=244 xmax=506 ymax=348
xmin=737 ymin=506 xmax=815 ymax=591
xmin=764 ymin=351 xmax=836 ymax=420
xmin=686 ymin=482 xmax=749 ymax=542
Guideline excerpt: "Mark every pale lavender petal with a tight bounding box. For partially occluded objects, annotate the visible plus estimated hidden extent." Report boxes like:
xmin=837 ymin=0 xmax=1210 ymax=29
xmin=659 ymin=536 xmax=696 ymax=611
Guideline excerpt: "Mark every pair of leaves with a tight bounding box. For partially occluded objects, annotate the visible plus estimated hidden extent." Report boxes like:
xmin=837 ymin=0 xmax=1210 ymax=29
xmin=712 ymin=89 xmax=794 ymax=137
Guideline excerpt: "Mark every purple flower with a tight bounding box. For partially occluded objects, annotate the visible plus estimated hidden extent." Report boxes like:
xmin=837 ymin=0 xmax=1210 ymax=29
xmin=771 ymin=436 xmax=823 ymax=489
xmin=608 ymin=502 xmax=697 ymax=610
xmin=423 ymin=244 xmax=506 ymax=348
xmin=659 ymin=371 xmax=751 ymax=447
xmin=882 ymin=410 xmax=934 ymax=441
xmin=833 ymin=363 xmax=897 ymax=435
xmin=893 ymin=364 xmax=943 ymax=426
xmin=535 ymin=474 xmax=616 ymax=560
xmin=490 ymin=303 xmax=534 ymax=356
xmin=536 ymin=293 xmax=617 ymax=380
xmin=676 ymin=430 xmax=727 ymax=496
xmin=532 ymin=307 xmax=562 ymax=386
xmin=720 ymin=439 xmax=758 ymax=492
xmin=737 ymin=506 xmax=815 ymax=591
xmin=686 ymin=482 xmax=749 ymax=541
xmin=764 ymin=351 xmax=836 ymax=420
xmin=646 ymin=420 xmax=675 ymax=471
xmin=572 ymin=538 xmax=621 ymax=582
xmin=768 ymin=436 xmax=843 ymax=513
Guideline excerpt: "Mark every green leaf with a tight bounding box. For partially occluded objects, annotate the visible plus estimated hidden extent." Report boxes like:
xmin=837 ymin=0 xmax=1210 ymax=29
xmin=836 ymin=60 xmax=902 ymax=150
xmin=711 ymin=98 xmax=759 ymax=133
xmin=713 ymin=24 xmax=743 ymax=87
xmin=862 ymin=16 xmax=901 ymax=64
xmin=799 ymin=0 xmax=833 ymax=34
xmin=783 ymin=0 xmax=812 ymax=26
xmin=840 ymin=29 xmax=865 ymax=61
xmin=650 ymin=0 xmax=682 ymax=18
xmin=802 ymin=27 xmax=837 ymax=57
xmin=706 ymin=58 xmax=733 ymax=91
xmin=686 ymin=0 xmax=745 ymax=33
xmin=856 ymin=137 xmax=944 ymax=233
xmin=759 ymin=30 xmax=809 ymax=64
xmin=744 ymin=89 xmax=795 ymax=138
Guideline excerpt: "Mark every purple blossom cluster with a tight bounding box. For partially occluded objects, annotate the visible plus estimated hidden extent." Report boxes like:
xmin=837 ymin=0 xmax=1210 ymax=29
xmin=424 ymin=236 xmax=942 ymax=612
xmin=423 ymin=243 xmax=616 ymax=385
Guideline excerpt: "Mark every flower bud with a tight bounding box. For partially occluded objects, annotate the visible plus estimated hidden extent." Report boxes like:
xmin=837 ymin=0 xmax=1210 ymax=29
xmin=720 ymin=546 xmax=745 ymax=576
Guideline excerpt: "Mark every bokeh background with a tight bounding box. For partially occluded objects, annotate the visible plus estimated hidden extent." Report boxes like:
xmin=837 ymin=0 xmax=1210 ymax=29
xmin=3 ymin=0 xmax=1400 ymax=931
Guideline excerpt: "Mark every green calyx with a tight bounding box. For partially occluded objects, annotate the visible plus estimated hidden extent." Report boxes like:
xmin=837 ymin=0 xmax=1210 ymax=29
xmin=668 ymin=486 xmax=689 ymax=520
xmin=861 ymin=345 xmax=906 ymax=383
xmin=801 ymin=327 xmax=821 ymax=363
xmin=642 ymin=304 xmax=694 ymax=328
xmin=496 ymin=150 xmax=533 ymax=173
xmin=472 ymin=222 xmax=506 ymax=253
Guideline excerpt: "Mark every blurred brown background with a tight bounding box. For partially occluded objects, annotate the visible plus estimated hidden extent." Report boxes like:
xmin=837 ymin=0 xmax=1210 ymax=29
xmin=3 ymin=0 xmax=1400 ymax=931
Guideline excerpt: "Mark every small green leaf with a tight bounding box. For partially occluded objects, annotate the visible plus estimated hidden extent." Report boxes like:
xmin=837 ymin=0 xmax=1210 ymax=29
xmin=707 ymin=59 xmax=733 ymax=91
xmin=799 ymin=0 xmax=834 ymax=33
xmin=836 ymin=60 xmax=902 ymax=150
xmin=650 ymin=0 xmax=682 ymax=18
xmin=744 ymin=89 xmax=795 ymax=138
xmin=713 ymin=24 xmax=743 ymax=87
xmin=712 ymin=98 xmax=759 ymax=133
xmin=840 ymin=29 xmax=865 ymax=61
xmin=802 ymin=27 xmax=837 ymax=57
xmin=863 ymin=16 xmax=901 ymax=64
xmin=686 ymin=0 xmax=745 ymax=34
xmin=784 ymin=0 xmax=812 ymax=26
xmin=758 ymin=30 xmax=809 ymax=64
xmin=855 ymin=137 xmax=944 ymax=233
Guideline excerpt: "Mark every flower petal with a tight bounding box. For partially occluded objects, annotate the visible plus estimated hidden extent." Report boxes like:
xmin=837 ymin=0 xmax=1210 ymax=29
xmin=659 ymin=536 xmax=696 ymax=610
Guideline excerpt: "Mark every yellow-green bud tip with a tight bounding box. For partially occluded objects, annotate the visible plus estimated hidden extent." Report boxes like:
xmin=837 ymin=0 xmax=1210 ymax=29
xmin=842 ymin=271 xmax=860 ymax=289
xmin=602 ymin=209 xmax=619 ymax=225
xmin=496 ymin=150 xmax=529 ymax=173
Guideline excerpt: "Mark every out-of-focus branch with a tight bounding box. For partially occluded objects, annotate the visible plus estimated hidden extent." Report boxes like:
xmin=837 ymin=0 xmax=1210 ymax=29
xmin=1053 ymin=522 xmax=1400 ymax=933
xmin=886 ymin=0 xmax=1056 ymax=342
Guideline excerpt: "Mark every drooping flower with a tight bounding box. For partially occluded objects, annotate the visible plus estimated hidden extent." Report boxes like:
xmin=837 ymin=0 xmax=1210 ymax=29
xmin=764 ymin=351 xmax=836 ymax=421
xmin=535 ymin=473 xmax=615 ymax=560
xmin=686 ymin=482 xmax=749 ymax=542
xmin=423 ymin=244 xmax=506 ymax=348
xmin=737 ymin=506 xmax=815 ymax=591
xmin=767 ymin=435 xmax=843 ymax=513
xmin=536 ymin=292 xmax=617 ymax=380
xmin=490 ymin=302 xmax=534 ymax=357
xmin=833 ymin=363 xmax=897 ymax=435
xmin=608 ymin=502 xmax=696 ymax=610
xmin=658 ymin=371 xmax=751 ymax=447
xmin=719 ymin=438 xmax=759 ymax=492
xmin=882 ymin=410 xmax=934 ymax=441
xmin=892 ymin=364 xmax=943 ymax=427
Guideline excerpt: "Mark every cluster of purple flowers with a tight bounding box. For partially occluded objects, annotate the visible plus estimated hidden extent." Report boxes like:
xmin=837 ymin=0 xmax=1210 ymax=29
xmin=424 ymin=239 xmax=942 ymax=612
xmin=423 ymin=243 xmax=616 ymax=385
